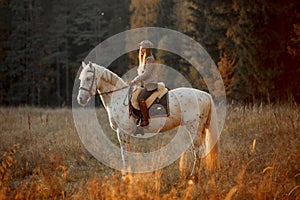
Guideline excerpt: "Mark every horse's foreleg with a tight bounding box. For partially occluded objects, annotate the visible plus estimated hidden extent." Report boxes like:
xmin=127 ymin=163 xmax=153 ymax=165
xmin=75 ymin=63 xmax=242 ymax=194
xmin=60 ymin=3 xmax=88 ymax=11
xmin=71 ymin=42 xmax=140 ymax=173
xmin=117 ymin=129 xmax=130 ymax=174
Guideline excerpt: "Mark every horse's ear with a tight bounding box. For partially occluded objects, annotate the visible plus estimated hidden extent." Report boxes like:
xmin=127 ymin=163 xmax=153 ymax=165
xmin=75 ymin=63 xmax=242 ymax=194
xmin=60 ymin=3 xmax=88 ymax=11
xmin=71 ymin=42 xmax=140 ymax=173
xmin=82 ymin=61 xmax=86 ymax=68
xmin=89 ymin=62 xmax=93 ymax=69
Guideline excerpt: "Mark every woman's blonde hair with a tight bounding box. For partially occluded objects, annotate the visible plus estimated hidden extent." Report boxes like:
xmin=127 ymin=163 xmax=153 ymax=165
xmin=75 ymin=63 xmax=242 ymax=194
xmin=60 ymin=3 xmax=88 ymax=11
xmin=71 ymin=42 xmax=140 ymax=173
xmin=138 ymin=47 xmax=152 ymax=70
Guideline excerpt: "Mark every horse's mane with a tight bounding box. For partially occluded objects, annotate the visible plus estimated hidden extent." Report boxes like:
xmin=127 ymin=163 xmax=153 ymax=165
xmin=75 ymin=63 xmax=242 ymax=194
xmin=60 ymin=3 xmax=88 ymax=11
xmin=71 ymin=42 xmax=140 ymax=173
xmin=93 ymin=63 xmax=127 ymax=87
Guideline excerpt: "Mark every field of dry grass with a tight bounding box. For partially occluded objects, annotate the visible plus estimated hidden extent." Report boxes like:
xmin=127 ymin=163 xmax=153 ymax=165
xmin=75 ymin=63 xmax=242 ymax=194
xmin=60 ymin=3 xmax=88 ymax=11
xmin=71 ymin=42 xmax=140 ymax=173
xmin=0 ymin=104 xmax=299 ymax=199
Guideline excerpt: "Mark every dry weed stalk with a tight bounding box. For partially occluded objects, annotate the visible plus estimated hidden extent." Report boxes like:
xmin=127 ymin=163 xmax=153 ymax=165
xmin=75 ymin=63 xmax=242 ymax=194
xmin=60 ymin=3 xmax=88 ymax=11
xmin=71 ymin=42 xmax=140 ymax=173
xmin=0 ymin=105 xmax=299 ymax=199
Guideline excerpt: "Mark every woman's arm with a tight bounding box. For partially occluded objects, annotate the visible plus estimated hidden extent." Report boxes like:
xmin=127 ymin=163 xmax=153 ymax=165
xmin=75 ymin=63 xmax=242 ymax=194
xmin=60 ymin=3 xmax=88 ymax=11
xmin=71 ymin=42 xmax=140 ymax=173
xmin=132 ymin=57 xmax=155 ymax=84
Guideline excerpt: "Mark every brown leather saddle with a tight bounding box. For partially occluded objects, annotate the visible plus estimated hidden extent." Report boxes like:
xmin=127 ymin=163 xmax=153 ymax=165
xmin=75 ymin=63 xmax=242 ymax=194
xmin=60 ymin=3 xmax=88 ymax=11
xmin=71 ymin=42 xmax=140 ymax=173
xmin=129 ymin=83 xmax=169 ymax=122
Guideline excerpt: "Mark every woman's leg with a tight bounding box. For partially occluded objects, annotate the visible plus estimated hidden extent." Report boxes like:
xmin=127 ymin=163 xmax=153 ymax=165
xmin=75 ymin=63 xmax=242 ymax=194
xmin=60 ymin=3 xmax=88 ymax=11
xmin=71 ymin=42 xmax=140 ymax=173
xmin=137 ymin=89 xmax=152 ymax=126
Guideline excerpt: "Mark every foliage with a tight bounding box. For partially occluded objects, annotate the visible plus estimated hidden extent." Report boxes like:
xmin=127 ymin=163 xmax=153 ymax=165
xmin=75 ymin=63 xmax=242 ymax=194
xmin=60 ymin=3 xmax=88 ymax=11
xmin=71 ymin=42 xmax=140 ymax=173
xmin=184 ymin=0 xmax=300 ymax=102
xmin=288 ymin=23 xmax=300 ymax=58
xmin=1 ymin=0 xmax=300 ymax=105
xmin=1 ymin=0 xmax=130 ymax=106
xmin=3 ymin=0 xmax=46 ymax=105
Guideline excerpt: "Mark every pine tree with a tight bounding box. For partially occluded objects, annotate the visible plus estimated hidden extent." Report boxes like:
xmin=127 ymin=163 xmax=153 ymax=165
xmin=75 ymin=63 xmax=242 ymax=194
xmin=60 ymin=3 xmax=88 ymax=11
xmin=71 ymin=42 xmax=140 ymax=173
xmin=127 ymin=0 xmax=160 ymax=67
xmin=186 ymin=0 xmax=233 ymax=94
xmin=227 ymin=0 xmax=300 ymax=102
xmin=129 ymin=0 xmax=160 ymax=28
xmin=0 ymin=0 xmax=11 ymax=104
xmin=187 ymin=0 xmax=231 ymax=63
xmin=5 ymin=0 xmax=45 ymax=105
xmin=155 ymin=0 xmax=178 ymax=86
xmin=42 ymin=0 xmax=71 ymax=106
xmin=288 ymin=23 xmax=300 ymax=59
xmin=68 ymin=0 xmax=109 ymax=62
xmin=218 ymin=52 xmax=236 ymax=97
xmin=104 ymin=0 xmax=131 ymax=75
xmin=174 ymin=0 xmax=194 ymax=33
xmin=286 ymin=9 xmax=300 ymax=75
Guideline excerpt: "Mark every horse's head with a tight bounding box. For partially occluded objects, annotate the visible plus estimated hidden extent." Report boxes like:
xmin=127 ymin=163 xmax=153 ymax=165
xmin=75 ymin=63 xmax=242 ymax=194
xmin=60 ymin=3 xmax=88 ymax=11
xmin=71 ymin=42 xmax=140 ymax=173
xmin=77 ymin=61 xmax=98 ymax=106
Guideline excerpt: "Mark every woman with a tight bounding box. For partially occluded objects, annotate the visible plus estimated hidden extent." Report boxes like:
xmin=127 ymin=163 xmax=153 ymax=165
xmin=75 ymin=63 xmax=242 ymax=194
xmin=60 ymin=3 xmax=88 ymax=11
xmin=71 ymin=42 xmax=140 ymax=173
xmin=130 ymin=40 xmax=158 ymax=126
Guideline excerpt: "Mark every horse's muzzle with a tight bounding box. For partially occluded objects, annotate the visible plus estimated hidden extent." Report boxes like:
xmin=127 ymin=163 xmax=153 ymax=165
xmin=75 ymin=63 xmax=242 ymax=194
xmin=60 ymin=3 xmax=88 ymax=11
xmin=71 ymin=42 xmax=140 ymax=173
xmin=77 ymin=95 xmax=89 ymax=106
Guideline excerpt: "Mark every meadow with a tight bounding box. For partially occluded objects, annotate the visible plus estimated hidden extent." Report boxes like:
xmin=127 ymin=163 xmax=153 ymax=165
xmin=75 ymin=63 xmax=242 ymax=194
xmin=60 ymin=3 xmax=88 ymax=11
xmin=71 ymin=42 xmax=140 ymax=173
xmin=0 ymin=103 xmax=299 ymax=199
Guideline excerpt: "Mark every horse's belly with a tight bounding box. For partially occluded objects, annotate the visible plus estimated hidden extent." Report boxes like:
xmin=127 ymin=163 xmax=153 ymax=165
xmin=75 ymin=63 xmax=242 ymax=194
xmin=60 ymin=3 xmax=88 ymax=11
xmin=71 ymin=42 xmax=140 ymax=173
xmin=145 ymin=116 xmax=181 ymax=133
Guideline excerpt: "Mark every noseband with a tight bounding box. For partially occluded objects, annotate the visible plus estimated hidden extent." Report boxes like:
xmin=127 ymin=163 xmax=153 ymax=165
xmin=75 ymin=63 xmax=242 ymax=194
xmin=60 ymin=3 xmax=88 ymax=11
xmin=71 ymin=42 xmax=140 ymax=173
xmin=79 ymin=67 xmax=96 ymax=96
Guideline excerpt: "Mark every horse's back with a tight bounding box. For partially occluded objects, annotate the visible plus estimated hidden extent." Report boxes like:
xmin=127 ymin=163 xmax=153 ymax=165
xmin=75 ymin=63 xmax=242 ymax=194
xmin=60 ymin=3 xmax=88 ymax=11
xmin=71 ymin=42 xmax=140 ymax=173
xmin=169 ymin=87 xmax=212 ymax=105
xmin=165 ymin=87 xmax=212 ymax=125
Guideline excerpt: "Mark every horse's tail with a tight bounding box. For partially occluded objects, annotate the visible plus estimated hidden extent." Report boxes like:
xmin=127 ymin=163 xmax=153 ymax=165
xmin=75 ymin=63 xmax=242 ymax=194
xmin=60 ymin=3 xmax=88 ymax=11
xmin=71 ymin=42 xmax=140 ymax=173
xmin=204 ymin=94 xmax=219 ymax=171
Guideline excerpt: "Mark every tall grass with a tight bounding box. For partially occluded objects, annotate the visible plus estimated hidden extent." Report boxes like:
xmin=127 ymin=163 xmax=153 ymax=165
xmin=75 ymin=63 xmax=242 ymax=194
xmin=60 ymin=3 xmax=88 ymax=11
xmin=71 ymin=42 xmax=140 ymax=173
xmin=0 ymin=104 xmax=299 ymax=199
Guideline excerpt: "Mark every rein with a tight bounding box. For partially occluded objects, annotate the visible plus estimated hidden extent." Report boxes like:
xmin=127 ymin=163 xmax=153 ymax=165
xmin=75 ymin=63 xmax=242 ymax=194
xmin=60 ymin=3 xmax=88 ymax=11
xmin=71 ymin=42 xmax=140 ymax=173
xmin=97 ymin=86 xmax=129 ymax=95
xmin=98 ymin=86 xmax=130 ymax=106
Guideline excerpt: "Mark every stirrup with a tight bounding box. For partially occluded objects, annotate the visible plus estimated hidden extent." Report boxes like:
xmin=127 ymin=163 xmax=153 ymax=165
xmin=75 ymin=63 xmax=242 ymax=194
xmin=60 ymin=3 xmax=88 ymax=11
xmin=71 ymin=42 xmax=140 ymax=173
xmin=134 ymin=126 xmax=144 ymax=136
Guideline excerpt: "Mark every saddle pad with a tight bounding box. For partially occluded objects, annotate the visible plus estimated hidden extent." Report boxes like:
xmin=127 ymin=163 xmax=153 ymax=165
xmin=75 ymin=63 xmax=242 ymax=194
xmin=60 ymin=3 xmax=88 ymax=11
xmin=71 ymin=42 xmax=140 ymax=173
xmin=131 ymin=93 xmax=169 ymax=119
xmin=131 ymin=82 xmax=168 ymax=110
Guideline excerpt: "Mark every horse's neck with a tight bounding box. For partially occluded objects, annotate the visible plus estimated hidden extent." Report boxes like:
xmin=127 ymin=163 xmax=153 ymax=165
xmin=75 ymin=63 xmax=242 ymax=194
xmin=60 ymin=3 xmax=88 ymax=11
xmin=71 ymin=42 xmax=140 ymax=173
xmin=95 ymin=65 xmax=127 ymax=108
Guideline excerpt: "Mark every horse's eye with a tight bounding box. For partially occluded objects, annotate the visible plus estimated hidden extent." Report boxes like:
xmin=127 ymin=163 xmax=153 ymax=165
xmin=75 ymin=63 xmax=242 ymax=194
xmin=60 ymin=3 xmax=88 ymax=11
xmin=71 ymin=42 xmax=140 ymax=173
xmin=86 ymin=77 xmax=91 ymax=81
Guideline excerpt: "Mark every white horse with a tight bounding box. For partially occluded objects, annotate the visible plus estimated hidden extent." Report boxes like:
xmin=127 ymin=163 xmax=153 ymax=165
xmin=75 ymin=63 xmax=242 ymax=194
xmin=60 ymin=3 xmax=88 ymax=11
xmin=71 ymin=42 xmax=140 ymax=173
xmin=77 ymin=61 xmax=219 ymax=173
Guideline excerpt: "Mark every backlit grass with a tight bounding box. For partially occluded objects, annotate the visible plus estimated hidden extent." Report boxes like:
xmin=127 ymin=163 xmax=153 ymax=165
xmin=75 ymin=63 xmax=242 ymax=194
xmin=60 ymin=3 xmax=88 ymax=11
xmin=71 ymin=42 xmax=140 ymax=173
xmin=0 ymin=104 xmax=299 ymax=199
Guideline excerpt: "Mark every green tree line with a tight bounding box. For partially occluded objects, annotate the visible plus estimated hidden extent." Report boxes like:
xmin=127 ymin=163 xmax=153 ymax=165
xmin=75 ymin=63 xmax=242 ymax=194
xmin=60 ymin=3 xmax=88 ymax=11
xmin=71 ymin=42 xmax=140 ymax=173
xmin=0 ymin=0 xmax=299 ymax=106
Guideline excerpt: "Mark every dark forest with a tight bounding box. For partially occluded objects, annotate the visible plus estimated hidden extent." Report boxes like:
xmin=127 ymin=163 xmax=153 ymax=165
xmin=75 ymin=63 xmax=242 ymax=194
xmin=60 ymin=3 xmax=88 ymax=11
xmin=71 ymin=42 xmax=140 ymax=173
xmin=0 ymin=0 xmax=299 ymax=106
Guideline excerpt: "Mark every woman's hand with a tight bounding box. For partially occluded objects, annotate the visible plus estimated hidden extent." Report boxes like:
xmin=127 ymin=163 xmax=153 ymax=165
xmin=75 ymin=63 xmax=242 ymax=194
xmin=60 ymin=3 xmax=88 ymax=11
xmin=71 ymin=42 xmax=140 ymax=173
xmin=129 ymin=80 xmax=136 ymax=86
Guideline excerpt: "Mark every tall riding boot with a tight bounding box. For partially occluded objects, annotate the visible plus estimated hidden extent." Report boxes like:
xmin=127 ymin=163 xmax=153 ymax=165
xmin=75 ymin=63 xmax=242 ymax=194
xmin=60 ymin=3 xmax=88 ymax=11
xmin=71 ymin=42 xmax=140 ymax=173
xmin=139 ymin=99 xmax=149 ymax=127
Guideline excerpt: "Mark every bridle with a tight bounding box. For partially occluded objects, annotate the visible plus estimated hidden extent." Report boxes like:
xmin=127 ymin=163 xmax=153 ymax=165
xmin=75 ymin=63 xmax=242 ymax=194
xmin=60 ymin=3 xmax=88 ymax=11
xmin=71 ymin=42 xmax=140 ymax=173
xmin=79 ymin=67 xmax=96 ymax=96
xmin=79 ymin=67 xmax=129 ymax=96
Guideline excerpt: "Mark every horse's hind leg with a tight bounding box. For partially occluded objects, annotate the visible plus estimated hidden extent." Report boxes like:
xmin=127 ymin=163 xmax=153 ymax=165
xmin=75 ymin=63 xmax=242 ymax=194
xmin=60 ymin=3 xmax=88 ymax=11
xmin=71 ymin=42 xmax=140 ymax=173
xmin=201 ymin=128 xmax=218 ymax=171
xmin=183 ymin=124 xmax=202 ymax=176
xmin=203 ymin=97 xmax=219 ymax=171
xmin=186 ymin=122 xmax=217 ymax=174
